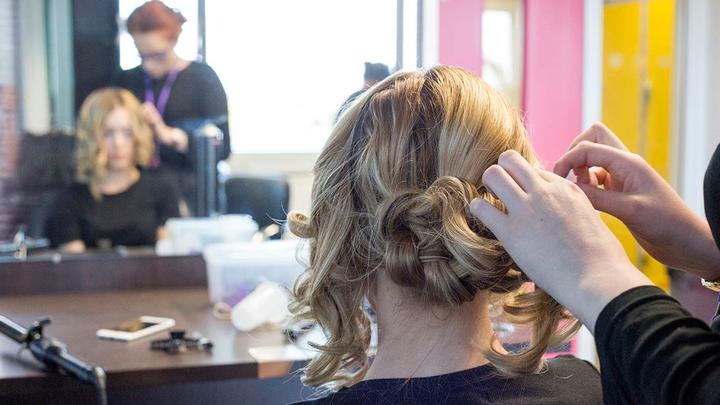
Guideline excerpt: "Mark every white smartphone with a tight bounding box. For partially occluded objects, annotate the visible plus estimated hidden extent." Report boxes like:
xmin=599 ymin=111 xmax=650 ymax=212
xmin=96 ymin=316 xmax=175 ymax=341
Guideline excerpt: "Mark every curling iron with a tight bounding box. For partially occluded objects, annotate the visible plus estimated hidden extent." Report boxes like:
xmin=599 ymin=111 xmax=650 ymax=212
xmin=0 ymin=315 xmax=107 ymax=405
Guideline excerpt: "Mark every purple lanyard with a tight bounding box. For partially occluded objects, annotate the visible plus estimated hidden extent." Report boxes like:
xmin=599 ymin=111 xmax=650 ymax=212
xmin=144 ymin=66 xmax=180 ymax=118
xmin=144 ymin=66 xmax=180 ymax=167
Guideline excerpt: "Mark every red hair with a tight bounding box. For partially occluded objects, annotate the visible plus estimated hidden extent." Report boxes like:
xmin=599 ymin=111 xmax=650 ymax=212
xmin=126 ymin=1 xmax=186 ymax=42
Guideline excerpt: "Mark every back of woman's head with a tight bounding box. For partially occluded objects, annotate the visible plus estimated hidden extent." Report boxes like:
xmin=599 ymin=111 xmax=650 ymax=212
xmin=76 ymin=87 xmax=153 ymax=195
xmin=288 ymin=66 xmax=578 ymax=389
xmin=127 ymin=0 xmax=186 ymax=42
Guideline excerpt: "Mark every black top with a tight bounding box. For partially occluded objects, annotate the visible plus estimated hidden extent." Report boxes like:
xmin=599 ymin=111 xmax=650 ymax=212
xmin=112 ymin=61 xmax=231 ymax=214
xmin=112 ymin=61 xmax=231 ymax=168
xmin=595 ymin=286 xmax=720 ymax=405
xmin=46 ymin=171 xmax=180 ymax=248
xmin=292 ymin=355 xmax=602 ymax=405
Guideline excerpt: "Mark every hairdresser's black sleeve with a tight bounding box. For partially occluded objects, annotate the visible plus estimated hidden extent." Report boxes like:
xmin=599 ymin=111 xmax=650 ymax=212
xmin=595 ymin=285 xmax=720 ymax=404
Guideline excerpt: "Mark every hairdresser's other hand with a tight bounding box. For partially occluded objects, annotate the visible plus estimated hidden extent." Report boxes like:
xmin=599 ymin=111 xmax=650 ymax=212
xmin=140 ymin=102 xmax=188 ymax=153
xmin=554 ymin=122 xmax=720 ymax=280
xmin=469 ymin=150 xmax=652 ymax=332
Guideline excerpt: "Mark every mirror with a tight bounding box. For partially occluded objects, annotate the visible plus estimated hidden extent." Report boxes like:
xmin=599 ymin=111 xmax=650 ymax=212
xmin=0 ymin=0 xmax=525 ymax=257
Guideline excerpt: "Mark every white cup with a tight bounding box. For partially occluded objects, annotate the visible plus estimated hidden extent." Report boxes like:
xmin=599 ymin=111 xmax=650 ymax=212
xmin=231 ymin=282 xmax=290 ymax=332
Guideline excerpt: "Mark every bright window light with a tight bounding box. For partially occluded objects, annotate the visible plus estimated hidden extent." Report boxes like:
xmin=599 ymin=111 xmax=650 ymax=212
xmin=481 ymin=1 xmax=523 ymax=109
xmin=117 ymin=1 xmax=401 ymax=154
xmin=482 ymin=10 xmax=513 ymax=90
xmin=206 ymin=0 xmax=396 ymax=153
xmin=403 ymin=0 xmax=418 ymax=69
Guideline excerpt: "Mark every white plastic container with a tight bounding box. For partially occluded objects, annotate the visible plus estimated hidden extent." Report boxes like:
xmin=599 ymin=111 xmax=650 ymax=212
xmin=164 ymin=215 xmax=258 ymax=255
xmin=231 ymin=281 xmax=290 ymax=332
xmin=202 ymin=239 xmax=308 ymax=304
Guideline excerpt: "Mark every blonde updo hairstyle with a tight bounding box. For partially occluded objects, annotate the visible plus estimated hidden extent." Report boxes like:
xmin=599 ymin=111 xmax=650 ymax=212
xmin=288 ymin=66 xmax=579 ymax=389
xmin=75 ymin=87 xmax=153 ymax=200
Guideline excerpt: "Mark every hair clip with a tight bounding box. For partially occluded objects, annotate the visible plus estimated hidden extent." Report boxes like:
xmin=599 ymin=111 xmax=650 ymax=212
xmin=419 ymin=255 xmax=452 ymax=264
xmin=150 ymin=330 xmax=213 ymax=354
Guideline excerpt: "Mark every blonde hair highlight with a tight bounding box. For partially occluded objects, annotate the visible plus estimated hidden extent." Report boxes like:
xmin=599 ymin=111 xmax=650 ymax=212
xmin=75 ymin=87 xmax=153 ymax=200
xmin=288 ymin=66 xmax=579 ymax=389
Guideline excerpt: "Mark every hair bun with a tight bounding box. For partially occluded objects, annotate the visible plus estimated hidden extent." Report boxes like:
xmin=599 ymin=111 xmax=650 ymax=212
xmin=377 ymin=176 xmax=516 ymax=305
xmin=377 ymin=191 xmax=428 ymax=291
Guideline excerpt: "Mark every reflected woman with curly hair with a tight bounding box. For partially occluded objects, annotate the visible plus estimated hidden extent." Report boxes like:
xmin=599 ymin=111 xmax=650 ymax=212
xmin=47 ymin=88 xmax=180 ymax=253
xmin=289 ymin=66 xmax=602 ymax=404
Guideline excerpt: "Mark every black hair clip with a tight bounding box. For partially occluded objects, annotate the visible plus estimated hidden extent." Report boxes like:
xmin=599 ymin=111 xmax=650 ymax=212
xmin=283 ymin=320 xmax=317 ymax=344
xmin=150 ymin=330 xmax=213 ymax=354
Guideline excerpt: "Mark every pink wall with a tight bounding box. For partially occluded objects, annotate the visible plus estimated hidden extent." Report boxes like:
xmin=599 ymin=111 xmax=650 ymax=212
xmin=439 ymin=0 xmax=485 ymax=76
xmin=523 ymin=0 xmax=584 ymax=166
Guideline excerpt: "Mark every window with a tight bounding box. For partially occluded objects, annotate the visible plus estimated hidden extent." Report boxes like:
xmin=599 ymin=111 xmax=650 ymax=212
xmin=117 ymin=1 xmax=416 ymax=154
xmin=206 ymin=1 xmax=397 ymax=153
xmin=482 ymin=0 xmax=523 ymax=109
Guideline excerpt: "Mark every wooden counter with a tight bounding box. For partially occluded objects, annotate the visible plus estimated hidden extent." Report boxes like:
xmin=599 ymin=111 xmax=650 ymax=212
xmin=0 ymin=253 xmax=314 ymax=404
xmin=0 ymin=250 xmax=206 ymax=296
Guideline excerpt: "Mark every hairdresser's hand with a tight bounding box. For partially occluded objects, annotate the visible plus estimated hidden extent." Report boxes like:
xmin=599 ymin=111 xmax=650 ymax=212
xmin=469 ymin=150 xmax=652 ymax=332
xmin=141 ymin=101 xmax=162 ymax=127
xmin=140 ymin=102 xmax=188 ymax=153
xmin=554 ymin=123 xmax=720 ymax=280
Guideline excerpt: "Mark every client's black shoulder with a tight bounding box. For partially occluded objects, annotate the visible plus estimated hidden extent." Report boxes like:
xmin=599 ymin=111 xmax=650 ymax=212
xmin=522 ymin=355 xmax=602 ymax=404
xmin=291 ymin=357 xmax=602 ymax=405
xmin=545 ymin=354 xmax=600 ymax=376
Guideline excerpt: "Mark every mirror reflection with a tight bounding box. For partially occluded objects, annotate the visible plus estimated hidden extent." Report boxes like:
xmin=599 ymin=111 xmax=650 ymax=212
xmin=2 ymin=0 xmax=525 ymax=257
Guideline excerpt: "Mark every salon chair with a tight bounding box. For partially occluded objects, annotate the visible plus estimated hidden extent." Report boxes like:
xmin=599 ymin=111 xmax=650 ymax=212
xmin=221 ymin=174 xmax=290 ymax=240
xmin=17 ymin=131 xmax=76 ymax=239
